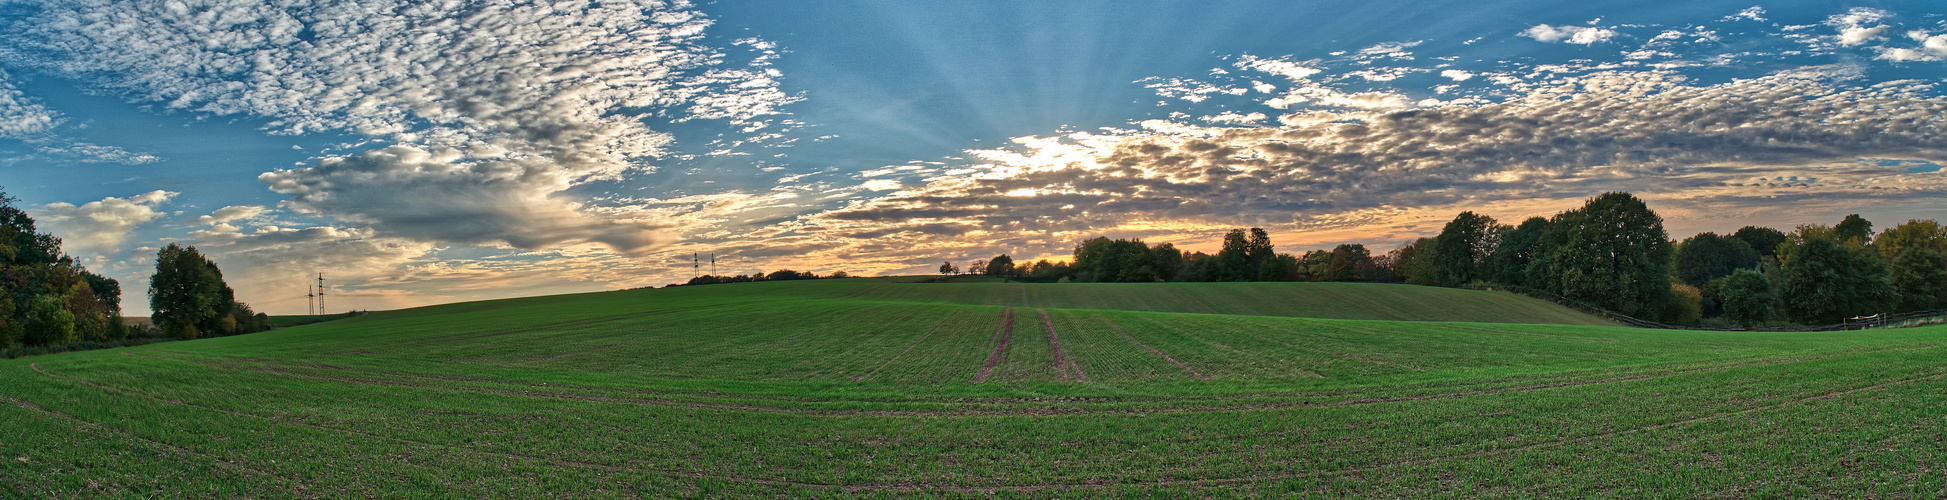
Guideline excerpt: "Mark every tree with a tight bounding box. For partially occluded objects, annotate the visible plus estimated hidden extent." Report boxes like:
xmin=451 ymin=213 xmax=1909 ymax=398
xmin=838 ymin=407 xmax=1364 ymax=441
xmin=1719 ymin=269 xmax=1772 ymax=327
xmin=1425 ymin=212 xmax=1502 ymax=287
xmin=1673 ymin=232 xmax=1760 ymax=286
xmin=1 ymin=188 xmax=125 ymax=347
xmin=1387 ymin=238 xmax=1430 ymax=284
xmin=968 ymin=260 xmax=986 ymax=276
xmin=149 ymin=244 xmax=233 ymax=339
xmin=24 ymin=295 xmax=76 ymax=346
xmin=1730 ymin=226 xmax=1788 ymax=259
xmin=985 ymin=255 xmax=1015 ymax=278
xmin=1213 ymin=228 xmax=1275 ymax=281
xmin=1835 ymin=214 xmax=1874 ymax=245
xmin=1874 ymin=219 xmax=1947 ymax=263
xmin=1778 ymin=235 xmax=1896 ymax=324
xmin=1664 ymin=283 xmax=1703 ymax=324
xmin=939 ymin=261 xmax=958 ymax=275
xmin=1485 ymin=217 xmax=1549 ymax=287
xmin=1324 ymin=244 xmax=1374 ymax=281
xmin=1528 ymin=192 xmax=1674 ymax=318
xmin=1890 ymin=247 xmax=1947 ymax=312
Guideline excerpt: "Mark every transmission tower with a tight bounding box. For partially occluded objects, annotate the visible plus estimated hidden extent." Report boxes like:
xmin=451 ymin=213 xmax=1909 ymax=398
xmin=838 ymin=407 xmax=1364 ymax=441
xmin=316 ymin=273 xmax=326 ymax=314
xmin=307 ymin=283 xmax=316 ymax=316
xmin=710 ymin=253 xmax=716 ymax=276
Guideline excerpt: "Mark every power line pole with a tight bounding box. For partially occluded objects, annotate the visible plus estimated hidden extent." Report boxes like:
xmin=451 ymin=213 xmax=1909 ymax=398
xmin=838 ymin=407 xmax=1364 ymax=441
xmin=711 ymin=253 xmax=716 ymax=276
xmin=307 ymin=282 xmax=316 ymax=316
xmin=316 ymin=273 xmax=326 ymax=314
xmin=694 ymin=253 xmax=700 ymax=277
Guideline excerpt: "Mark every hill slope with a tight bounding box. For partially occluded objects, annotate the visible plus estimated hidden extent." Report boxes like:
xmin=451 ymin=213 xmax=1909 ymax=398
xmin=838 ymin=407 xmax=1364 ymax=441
xmin=3 ymin=279 xmax=1943 ymax=497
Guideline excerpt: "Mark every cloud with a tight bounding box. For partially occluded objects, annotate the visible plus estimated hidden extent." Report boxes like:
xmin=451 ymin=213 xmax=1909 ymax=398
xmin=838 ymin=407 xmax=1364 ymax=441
xmin=34 ymin=142 xmax=161 ymax=164
xmin=1440 ymin=69 xmax=1476 ymax=81
xmin=769 ymin=68 xmax=1947 ymax=272
xmin=1828 ymin=8 xmax=1889 ymax=47
xmin=0 ymin=70 xmax=57 ymax=138
xmin=31 ymin=190 xmax=176 ymax=258
xmin=1201 ymin=112 xmax=1268 ymax=125
xmin=2 ymin=0 xmax=800 ymax=255
xmin=261 ymin=145 xmax=669 ymax=253
xmin=1726 ymin=6 xmax=1766 ymax=22
xmin=1521 ymin=24 xmax=1618 ymax=45
xmin=1876 ymin=31 xmax=1947 ymax=62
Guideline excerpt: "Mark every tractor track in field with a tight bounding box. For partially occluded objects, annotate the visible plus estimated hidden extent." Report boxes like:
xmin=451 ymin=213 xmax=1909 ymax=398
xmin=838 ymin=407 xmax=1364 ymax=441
xmin=1104 ymin=319 xmax=1207 ymax=380
xmin=854 ymin=314 xmax=956 ymax=382
xmin=16 ymin=364 xmax=313 ymax=494
xmin=1040 ymin=309 xmax=1087 ymax=383
xmin=972 ymin=308 xmax=1015 ymax=384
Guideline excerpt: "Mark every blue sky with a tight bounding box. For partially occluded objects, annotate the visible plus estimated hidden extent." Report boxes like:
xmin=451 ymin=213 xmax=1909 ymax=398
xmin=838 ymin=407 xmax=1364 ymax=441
xmin=2 ymin=0 xmax=1945 ymax=315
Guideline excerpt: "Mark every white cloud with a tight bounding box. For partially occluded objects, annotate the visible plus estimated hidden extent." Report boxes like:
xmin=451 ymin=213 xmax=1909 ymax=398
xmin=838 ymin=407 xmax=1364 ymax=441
xmin=860 ymin=179 xmax=904 ymax=191
xmin=31 ymin=190 xmax=177 ymax=258
xmin=1440 ymin=69 xmax=1476 ymax=81
xmin=1875 ymin=31 xmax=1947 ymax=62
xmin=1201 ymin=112 xmax=1268 ymax=125
xmin=1521 ymin=24 xmax=1619 ymax=45
xmin=1726 ymin=6 xmax=1767 ymax=22
xmin=1828 ymin=8 xmax=1889 ymax=47
xmin=1234 ymin=55 xmax=1322 ymax=81
xmin=2 ymin=0 xmax=801 ymax=255
xmin=34 ymin=142 xmax=161 ymax=164
xmin=0 ymin=70 xmax=57 ymax=138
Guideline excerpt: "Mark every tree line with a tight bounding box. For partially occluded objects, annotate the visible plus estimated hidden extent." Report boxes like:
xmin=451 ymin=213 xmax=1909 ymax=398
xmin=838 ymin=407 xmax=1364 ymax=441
xmin=3 ymin=189 xmax=267 ymax=357
xmin=951 ymin=192 xmax=1945 ymax=327
xmin=674 ymin=269 xmax=851 ymax=287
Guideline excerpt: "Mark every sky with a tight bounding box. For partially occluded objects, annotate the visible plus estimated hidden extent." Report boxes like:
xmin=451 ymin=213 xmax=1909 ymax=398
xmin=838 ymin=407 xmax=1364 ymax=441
xmin=2 ymin=0 xmax=1945 ymax=315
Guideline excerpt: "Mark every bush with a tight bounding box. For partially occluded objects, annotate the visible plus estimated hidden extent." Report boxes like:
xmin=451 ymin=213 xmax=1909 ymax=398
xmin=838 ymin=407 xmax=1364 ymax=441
xmin=1720 ymin=269 xmax=1772 ymax=327
xmin=1663 ymin=283 xmax=1703 ymax=324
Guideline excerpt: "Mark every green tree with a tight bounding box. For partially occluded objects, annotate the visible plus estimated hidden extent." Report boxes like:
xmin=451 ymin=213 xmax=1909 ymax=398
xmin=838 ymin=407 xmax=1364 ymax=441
xmin=1324 ymin=244 xmax=1374 ymax=281
xmin=1664 ymin=283 xmax=1703 ymax=324
xmin=1874 ymin=219 xmax=1947 ymax=263
xmin=1889 ymin=247 xmax=1947 ymax=312
xmin=1485 ymin=217 xmax=1549 ymax=287
xmin=1835 ymin=214 xmax=1874 ymax=245
xmin=939 ymin=261 xmax=958 ymax=275
xmin=1719 ymin=269 xmax=1773 ymax=327
xmin=1779 ymin=235 xmax=1896 ymax=324
xmin=985 ymin=255 xmax=1015 ymax=278
xmin=1673 ymin=232 xmax=1760 ymax=286
xmin=24 ymin=295 xmax=76 ymax=346
xmin=150 ymin=243 xmax=233 ymax=339
xmin=1150 ymin=243 xmax=1183 ymax=282
xmin=1425 ymin=212 xmax=1502 ymax=287
xmin=1528 ymin=192 xmax=1675 ymax=318
xmin=1730 ymin=226 xmax=1788 ymax=258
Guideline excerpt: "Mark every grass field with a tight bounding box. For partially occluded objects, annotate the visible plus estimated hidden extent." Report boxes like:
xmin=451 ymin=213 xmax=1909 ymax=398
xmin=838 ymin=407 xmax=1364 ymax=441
xmin=3 ymin=278 xmax=1944 ymax=497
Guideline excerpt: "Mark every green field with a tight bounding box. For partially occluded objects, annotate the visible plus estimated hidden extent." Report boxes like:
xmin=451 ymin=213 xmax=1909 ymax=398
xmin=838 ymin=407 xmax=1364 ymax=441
xmin=4 ymin=278 xmax=1944 ymax=497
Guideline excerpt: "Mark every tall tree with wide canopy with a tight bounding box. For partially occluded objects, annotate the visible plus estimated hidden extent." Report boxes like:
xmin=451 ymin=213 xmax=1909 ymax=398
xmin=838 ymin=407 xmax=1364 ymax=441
xmin=149 ymin=244 xmax=235 ymax=340
xmin=1424 ymin=212 xmax=1502 ymax=287
xmin=1673 ymin=232 xmax=1760 ymax=286
xmin=1528 ymin=192 xmax=1674 ymax=318
xmin=1778 ymin=234 xmax=1896 ymax=324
